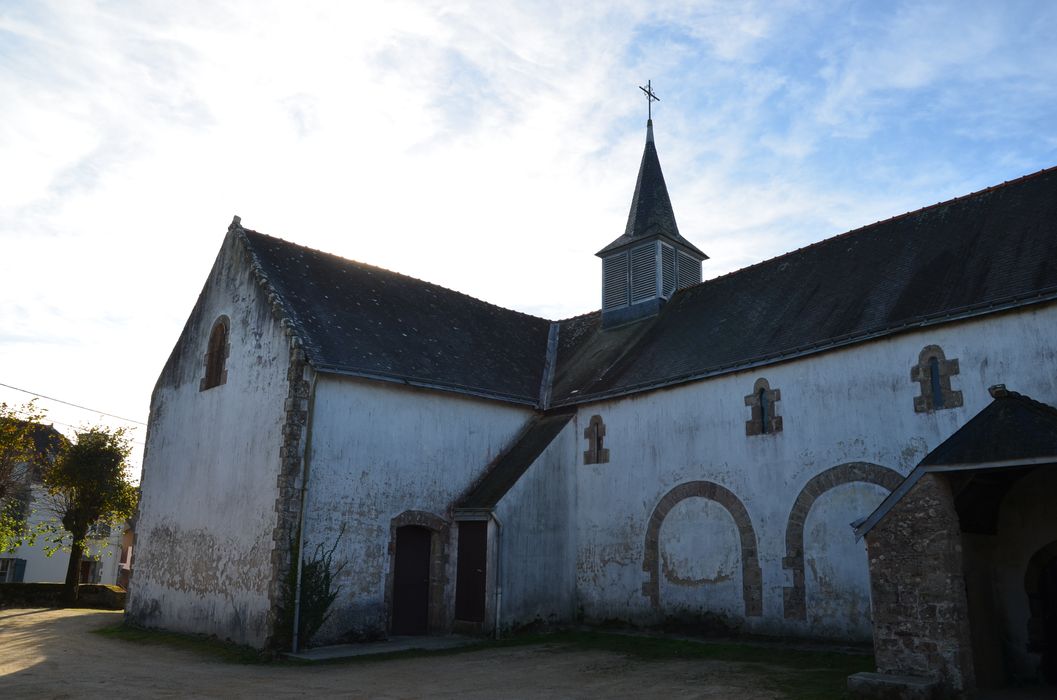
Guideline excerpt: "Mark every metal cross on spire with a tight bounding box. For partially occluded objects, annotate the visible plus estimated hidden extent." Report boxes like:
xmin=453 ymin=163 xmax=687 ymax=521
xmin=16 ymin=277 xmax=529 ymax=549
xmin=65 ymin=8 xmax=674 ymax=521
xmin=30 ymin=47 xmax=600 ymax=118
xmin=639 ymin=80 xmax=659 ymax=120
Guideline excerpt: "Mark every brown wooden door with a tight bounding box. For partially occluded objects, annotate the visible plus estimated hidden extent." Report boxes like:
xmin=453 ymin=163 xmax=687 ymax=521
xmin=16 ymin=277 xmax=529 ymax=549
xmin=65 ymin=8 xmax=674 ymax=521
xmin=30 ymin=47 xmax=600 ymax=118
xmin=455 ymin=521 xmax=487 ymax=623
xmin=392 ymin=526 xmax=431 ymax=635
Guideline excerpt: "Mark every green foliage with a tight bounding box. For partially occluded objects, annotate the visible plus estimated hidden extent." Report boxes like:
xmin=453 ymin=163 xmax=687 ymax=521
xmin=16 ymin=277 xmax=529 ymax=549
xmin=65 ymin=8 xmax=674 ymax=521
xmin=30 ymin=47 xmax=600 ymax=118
xmin=276 ymin=524 xmax=347 ymax=650
xmin=39 ymin=426 xmax=137 ymax=595
xmin=0 ymin=401 xmax=51 ymax=551
xmin=41 ymin=426 xmax=137 ymax=548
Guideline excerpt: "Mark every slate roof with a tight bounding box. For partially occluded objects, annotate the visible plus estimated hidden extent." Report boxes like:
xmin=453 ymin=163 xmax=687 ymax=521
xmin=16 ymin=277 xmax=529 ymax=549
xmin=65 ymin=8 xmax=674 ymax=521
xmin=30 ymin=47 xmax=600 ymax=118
xmin=232 ymin=162 xmax=1057 ymax=410
xmin=596 ymin=121 xmax=707 ymax=258
xmin=919 ymin=387 xmax=1057 ymax=467
xmin=552 ymin=165 xmax=1057 ymax=406
xmin=854 ymin=388 xmax=1057 ymax=538
xmin=239 ymin=230 xmax=552 ymax=405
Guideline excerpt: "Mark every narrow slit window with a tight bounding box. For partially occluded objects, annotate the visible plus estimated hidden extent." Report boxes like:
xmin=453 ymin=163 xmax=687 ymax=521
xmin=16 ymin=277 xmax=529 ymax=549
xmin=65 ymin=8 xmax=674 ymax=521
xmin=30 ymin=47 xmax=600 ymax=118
xmin=928 ymin=357 xmax=944 ymax=409
xmin=200 ymin=316 xmax=230 ymax=391
xmin=583 ymin=415 xmax=610 ymax=465
xmin=912 ymin=345 xmax=962 ymax=413
xmin=758 ymin=388 xmax=770 ymax=434
xmin=745 ymin=379 xmax=782 ymax=436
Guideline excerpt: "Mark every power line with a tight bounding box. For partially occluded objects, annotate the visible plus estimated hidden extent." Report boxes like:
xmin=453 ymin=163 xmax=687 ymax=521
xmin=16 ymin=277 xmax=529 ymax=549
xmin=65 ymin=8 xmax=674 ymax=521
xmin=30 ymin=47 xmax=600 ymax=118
xmin=0 ymin=381 xmax=148 ymax=426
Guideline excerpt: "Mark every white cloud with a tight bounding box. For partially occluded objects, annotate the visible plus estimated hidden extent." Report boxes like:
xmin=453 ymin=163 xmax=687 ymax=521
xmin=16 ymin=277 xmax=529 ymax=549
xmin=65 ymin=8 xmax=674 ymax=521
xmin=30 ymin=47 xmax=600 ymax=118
xmin=1 ymin=0 xmax=1055 ymax=477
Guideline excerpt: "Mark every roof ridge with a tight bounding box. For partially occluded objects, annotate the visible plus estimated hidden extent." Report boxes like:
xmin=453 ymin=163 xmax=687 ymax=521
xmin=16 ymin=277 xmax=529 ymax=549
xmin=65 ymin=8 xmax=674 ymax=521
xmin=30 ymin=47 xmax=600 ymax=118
xmin=683 ymin=164 xmax=1057 ymax=293
xmin=239 ymin=227 xmax=553 ymax=325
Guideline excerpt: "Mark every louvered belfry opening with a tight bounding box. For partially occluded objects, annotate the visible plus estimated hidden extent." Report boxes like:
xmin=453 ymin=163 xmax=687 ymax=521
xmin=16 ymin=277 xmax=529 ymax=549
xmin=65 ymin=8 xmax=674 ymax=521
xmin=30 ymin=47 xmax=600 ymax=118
xmin=602 ymin=251 xmax=629 ymax=310
xmin=597 ymin=119 xmax=707 ymax=328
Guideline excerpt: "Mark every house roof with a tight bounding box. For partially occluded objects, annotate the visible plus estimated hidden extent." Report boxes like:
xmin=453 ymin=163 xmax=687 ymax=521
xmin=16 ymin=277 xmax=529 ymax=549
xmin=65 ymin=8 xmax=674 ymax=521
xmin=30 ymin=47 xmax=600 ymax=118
xmin=238 ymin=229 xmax=553 ymax=405
xmin=596 ymin=121 xmax=707 ymax=258
xmin=854 ymin=387 xmax=1057 ymax=539
xmin=1 ymin=419 xmax=66 ymax=460
xmin=231 ymin=162 xmax=1057 ymax=409
xmin=552 ymin=165 xmax=1057 ymax=405
xmin=920 ymin=386 xmax=1057 ymax=467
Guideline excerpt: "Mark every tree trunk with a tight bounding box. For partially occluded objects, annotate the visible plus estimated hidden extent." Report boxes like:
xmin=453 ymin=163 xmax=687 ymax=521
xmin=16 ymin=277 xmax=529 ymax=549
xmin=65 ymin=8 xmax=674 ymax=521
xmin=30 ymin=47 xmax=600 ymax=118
xmin=63 ymin=536 xmax=85 ymax=605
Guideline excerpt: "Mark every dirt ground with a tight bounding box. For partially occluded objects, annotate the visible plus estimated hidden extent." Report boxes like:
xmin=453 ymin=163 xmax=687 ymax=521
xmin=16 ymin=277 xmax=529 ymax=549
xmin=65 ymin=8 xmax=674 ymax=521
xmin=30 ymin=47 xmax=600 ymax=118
xmin=0 ymin=608 xmax=786 ymax=699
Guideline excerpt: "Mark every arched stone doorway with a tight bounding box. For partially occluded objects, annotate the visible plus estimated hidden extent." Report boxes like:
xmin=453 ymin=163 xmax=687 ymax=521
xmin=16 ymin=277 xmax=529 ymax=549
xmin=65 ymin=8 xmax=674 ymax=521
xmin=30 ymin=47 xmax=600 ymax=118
xmin=385 ymin=511 xmax=449 ymax=635
xmin=642 ymin=481 xmax=762 ymax=617
xmin=782 ymin=462 xmax=903 ymax=621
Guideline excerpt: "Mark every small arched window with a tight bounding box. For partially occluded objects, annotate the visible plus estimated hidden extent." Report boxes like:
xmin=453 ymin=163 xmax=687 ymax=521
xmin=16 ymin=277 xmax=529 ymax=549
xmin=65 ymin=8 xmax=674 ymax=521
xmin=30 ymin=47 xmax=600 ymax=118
xmin=745 ymin=378 xmax=782 ymax=436
xmin=583 ymin=415 xmax=610 ymax=465
xmin=200 ymin=316 xmax=230 ymax=391
xmin=912 ymin=345 xmax=962 ymax=413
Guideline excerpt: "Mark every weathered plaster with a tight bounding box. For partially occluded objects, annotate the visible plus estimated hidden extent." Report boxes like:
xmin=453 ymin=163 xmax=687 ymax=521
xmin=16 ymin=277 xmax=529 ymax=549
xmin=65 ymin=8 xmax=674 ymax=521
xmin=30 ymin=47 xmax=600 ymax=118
xmin=494 ymin=419 xmax=578 ymax=632
xmin=129 ymin=230 xmax=292 ymax=647
xmin=299 ymin=375 xmax=534 ymax=643
xmin=574 ymin=305 xmax=1057 ymax=638
xmin=782 ymin=463 xmax=903 ymax=625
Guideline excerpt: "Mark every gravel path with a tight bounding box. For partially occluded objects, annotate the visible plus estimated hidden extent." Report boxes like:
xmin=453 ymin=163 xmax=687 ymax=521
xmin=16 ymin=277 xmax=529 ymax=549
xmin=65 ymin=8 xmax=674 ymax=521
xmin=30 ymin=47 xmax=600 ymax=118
xmin=0 ymin=608 xmax=782 ymax=699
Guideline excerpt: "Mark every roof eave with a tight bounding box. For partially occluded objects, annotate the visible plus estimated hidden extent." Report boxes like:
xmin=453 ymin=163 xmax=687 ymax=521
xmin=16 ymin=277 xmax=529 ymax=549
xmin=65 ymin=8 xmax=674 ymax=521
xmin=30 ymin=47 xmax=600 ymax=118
xmin=853 ymin=456 xmax=1057 ymax=540
xmin=595 ymin=231 xmax=707 ymax=259
xmin=551 ymin=290 xmax=1057 ymax=408
xmin=311 ymin=363 xmax=541 ymax=407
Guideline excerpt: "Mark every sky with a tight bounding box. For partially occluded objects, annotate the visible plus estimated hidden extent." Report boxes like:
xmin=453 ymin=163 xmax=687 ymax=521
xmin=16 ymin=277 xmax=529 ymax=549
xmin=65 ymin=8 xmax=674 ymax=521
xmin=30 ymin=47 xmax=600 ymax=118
xmin=2 ymin=0 xmax=1056 ymax=478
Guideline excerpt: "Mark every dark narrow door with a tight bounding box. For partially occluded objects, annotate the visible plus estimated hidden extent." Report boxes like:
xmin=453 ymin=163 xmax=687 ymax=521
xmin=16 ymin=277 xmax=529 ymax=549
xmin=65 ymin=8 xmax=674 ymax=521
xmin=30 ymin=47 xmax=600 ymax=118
xmin=392 ymin=526 xmax=431 ymax=635
xmin=455 ymin=521 xmax=487 ymax=622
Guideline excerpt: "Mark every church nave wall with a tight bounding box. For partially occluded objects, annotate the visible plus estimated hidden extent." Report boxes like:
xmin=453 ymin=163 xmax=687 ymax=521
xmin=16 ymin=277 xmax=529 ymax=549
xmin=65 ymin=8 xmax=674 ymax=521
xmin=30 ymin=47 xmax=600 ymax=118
xmin=301 ymin=376 xmax=534 ymax=643
xmin=572 ymin=303 xmax=1057 ymax=640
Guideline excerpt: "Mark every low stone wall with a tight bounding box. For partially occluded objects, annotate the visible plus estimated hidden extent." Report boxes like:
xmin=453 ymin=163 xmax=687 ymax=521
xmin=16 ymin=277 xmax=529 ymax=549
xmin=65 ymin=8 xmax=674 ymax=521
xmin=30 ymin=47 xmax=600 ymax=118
xmin=0 ymin=583 xmax=126 ymax=610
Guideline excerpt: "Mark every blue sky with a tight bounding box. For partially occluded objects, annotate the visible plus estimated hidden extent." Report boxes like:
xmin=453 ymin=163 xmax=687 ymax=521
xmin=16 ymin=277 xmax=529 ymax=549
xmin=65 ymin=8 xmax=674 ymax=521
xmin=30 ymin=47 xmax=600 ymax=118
xmin=2 ymin=1 xmax=1056 ymax=475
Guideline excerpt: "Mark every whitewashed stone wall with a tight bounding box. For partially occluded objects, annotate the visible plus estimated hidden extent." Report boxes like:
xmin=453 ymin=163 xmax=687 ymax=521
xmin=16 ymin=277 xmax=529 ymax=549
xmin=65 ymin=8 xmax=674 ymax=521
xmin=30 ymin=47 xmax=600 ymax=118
xmin=572 ymin=303 xmax=1057 ymax=639
xmin=494 ymin=420 xmax=578 ymax=631
xmin=302 ymin=376 xmax=535 ymax=642
xmin=129 ymin=231 xmax=291 ymax=647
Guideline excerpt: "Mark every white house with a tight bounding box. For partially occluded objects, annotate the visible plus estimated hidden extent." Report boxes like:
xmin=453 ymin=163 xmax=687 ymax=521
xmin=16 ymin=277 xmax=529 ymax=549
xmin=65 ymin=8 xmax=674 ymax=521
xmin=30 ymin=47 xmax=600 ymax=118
xmin=1 ymin=423 xmax=132 ymax=586
xmin=128 ymin=118 xmax=1057 ymax=687
xmin=1 ymin=495 xmax=128 ymax=586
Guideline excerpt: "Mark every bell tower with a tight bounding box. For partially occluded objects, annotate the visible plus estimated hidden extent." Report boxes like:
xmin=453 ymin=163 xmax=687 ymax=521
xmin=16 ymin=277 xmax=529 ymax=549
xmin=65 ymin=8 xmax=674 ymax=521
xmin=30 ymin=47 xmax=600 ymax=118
xmin=597 ymin=95 xmax=707 ymax=328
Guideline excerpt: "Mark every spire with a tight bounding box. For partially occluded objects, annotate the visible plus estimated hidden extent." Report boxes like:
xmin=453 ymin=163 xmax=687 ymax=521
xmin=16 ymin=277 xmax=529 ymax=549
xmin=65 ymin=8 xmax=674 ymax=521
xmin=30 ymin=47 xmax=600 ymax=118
xmin=596 ymin=110 xmax=708 ymax=328
xmin=596 ymin=121 xmax=705 ymax=257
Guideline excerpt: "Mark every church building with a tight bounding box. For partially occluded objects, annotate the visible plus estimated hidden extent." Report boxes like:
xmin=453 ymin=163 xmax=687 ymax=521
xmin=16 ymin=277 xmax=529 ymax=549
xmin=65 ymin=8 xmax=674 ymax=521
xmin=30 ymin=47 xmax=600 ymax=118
xmin=129 ymin=117 xmax=1057 ymax=694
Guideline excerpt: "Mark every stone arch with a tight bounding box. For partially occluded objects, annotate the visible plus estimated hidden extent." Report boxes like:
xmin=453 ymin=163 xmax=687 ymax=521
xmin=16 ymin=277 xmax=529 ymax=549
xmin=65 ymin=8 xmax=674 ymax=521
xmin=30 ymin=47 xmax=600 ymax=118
xmin=384 ymin=510 xmax=450 ymax=634
xmin=1025 ymin=540 xmax=1057 ymax=653
xmin=782 ymin=462 xmax=903 ymax=620
xmin=642 ymin=481 xmax=762 ymax=616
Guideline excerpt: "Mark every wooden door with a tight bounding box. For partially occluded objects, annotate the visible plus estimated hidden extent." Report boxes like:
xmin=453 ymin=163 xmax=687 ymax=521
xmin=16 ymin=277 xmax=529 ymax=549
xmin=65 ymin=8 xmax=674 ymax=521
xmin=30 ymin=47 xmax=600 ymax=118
xmin=392 ymin=526 xmax=431 ymax=635
xmin=455 ymin=521 xmax=488 ymax=623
